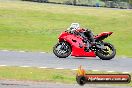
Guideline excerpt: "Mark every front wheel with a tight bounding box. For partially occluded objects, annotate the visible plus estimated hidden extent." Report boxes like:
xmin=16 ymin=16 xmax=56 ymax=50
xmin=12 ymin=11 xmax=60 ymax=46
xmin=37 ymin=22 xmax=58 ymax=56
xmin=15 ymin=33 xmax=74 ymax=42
xmin=53 ymin=42 xmax=72 ymax=58
xmin=96 ymin=42 xmax=116 ymax=60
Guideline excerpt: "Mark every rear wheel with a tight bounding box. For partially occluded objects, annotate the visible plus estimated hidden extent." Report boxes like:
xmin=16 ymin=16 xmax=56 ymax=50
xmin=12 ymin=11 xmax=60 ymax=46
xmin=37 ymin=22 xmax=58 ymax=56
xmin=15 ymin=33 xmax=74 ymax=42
xmin=53 ymin=42 xmax=71 ymax=58
xmin=96 ymin=42 xmax=116 ymax=60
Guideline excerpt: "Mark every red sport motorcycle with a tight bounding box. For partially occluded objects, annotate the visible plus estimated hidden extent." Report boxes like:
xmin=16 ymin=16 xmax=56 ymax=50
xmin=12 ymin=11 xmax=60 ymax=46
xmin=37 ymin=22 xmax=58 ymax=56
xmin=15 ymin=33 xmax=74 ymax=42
xmin=53 ymin=28 xmax=116 ymax=60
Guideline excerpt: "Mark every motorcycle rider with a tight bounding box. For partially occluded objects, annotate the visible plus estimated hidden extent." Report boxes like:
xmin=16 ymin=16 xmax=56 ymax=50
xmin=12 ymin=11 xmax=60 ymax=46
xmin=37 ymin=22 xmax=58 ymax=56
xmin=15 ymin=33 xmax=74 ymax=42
xmin=67 ymin=23 xmax=95 ymax=51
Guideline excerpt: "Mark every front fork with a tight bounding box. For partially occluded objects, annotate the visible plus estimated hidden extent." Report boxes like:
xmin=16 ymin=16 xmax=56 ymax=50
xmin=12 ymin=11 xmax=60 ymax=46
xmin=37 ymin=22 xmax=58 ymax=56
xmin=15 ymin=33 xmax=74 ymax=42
xmin=60 ymin=42 xmax=69 ymax=51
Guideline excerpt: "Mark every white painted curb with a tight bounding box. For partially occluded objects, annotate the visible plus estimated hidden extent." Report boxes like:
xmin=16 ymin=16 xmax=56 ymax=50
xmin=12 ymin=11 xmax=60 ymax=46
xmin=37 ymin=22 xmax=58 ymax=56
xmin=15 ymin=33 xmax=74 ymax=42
xmin=0 ymin=65 xmax=130 ymax=74
xmin=0 ymin=50 xmax=46 ymax=53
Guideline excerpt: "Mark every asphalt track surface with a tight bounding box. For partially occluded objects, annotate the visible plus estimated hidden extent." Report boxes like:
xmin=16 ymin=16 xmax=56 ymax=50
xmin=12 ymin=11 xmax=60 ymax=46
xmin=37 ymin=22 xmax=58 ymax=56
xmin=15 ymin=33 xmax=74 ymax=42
xmin=0 ymin=80 xmax=131 ymax=88
xmin=0 ymin=50 xmax=132 ymax=72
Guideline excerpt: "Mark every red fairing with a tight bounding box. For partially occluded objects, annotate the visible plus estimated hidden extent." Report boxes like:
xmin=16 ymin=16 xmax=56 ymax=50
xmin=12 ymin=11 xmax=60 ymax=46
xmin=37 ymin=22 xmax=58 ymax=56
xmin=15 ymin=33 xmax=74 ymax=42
xmin=94 ymin=32 xmax=113 ymax=39
xmin=58 ymin=31 xmax=70 ymax=42
xmin=58 ymin=32 xmax=96 ymax=57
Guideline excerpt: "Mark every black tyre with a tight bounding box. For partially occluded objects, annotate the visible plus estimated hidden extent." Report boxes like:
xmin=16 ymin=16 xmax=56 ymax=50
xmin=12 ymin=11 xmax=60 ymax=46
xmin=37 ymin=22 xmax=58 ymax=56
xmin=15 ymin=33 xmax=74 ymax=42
xmin=96 ymin=42 xmax=116 ymax=60
xmin=53 ymin=42 xmax=71 ymax=58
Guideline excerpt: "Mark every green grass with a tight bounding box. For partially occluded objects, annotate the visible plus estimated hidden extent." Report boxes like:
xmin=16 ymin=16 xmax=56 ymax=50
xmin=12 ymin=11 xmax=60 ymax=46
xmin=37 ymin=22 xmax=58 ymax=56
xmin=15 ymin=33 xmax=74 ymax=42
xmin=0 ymin=66 xmax=131 ymax=86
xmin=0 ymin=1 xmax=132 ymax=56
xmin=0 ymin=66 xmax=75 ymax=83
